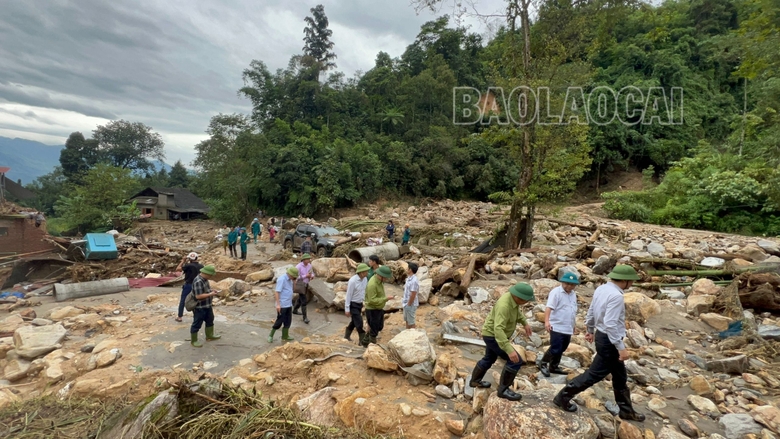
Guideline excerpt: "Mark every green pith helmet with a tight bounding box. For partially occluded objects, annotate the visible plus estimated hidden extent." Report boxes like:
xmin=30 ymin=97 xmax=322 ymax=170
xmin=509 ymin=282 xmax=535 ymax=301
xmin=607 ymin=265 xmax=641 ymax=281
xmin=301 ymin=253 xmax=312 ymax=260
xmin=376 ymin=265 xmax=393 ymax=279
xmin=287 ymin=267 xmax=299 ymax=277
xmin=356 ymin=263 xmax=370 ymax=273
xmin=559 ymin=272 xmax=580 ymax=285
xmin=200 ymin=265 xmax=216 ymax=276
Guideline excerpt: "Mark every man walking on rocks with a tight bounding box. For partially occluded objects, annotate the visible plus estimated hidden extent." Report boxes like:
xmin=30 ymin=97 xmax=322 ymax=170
xmin=190 ymin=265 xmax=221 ymax=347
xmin=175 ymin=252 xmax=203 ymax=322
xmin=363 ymin=265 xmax=395 ymax=345
xmin=403 ymin=262 xmax=419 ymax=329
xmin=344 ymin=263 xmax=370 ymax=345
xmin=553 ymin=265 xmax=646 ymax=422
xmin=293 ymin=253 xmax=314 ymax=324
xmin=269 ymin=267 xmax=298 ymax=343
xmin=539 ymin=271 xmax=580 ymax=376
xmin=468 ymin=282 xmax=535 ymax=401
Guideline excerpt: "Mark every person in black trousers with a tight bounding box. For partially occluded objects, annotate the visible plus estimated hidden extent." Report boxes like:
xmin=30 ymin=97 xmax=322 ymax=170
xmin=175 ymin=252 xmax=203 ymax=322
xmin=553 ymin=265 xmax=645 ymax=422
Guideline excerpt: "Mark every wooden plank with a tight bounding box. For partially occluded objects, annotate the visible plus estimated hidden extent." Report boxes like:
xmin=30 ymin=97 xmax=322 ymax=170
xmin=443 ymin=333 xmax=486 ymax=347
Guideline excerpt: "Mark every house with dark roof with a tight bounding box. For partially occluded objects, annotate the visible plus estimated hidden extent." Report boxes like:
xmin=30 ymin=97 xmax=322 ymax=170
xmin=0 ymin=170 xmax=36 ymax=202
xmin=128 ymin=187 xmax=209 ymax=220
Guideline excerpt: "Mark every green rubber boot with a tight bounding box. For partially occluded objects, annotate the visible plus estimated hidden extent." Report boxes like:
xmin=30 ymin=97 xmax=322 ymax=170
xmin=268 ymin=328 xmax=276 ymax=343
xmin=191 ymin=332 xmax=203 ymax=348
xmin=282 ymin=328 xmax=295 ymax=342
xmin=205 ymin=326 xmax=221 ymax=340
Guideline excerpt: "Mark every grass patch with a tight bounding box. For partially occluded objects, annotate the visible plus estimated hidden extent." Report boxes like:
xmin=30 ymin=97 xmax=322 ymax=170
xmin=0 ymin=394 xmax=128 ymax=439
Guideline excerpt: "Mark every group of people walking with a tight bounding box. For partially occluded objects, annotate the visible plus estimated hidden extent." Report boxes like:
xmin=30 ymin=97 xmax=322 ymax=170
xmin=467 ymin=264 xmax=645 ymax=421
xmin=180 ymin=220 xmax=646 ymax=422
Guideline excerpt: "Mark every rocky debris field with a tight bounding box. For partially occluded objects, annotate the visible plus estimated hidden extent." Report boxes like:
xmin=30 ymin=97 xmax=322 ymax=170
xmin=1 ymin=200 xmax=780 ymax=439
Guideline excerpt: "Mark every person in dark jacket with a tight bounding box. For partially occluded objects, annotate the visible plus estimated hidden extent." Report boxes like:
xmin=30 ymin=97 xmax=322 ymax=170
xmin=386 ymin=220 xmax=395 ymax=240
xmin=190 ymin=265 xmax=221 ymax=347
xmin=175 ymin=252 xmax=203 ymax=322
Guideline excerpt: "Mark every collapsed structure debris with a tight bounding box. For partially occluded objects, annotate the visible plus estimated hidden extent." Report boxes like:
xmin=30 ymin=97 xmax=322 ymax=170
xmin=1 ymin=199 xmax=780 ymax=439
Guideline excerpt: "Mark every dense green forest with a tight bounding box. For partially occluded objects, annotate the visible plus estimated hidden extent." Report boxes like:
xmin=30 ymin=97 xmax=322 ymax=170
xmin=24 ymin=0 xmax=780 ymax=236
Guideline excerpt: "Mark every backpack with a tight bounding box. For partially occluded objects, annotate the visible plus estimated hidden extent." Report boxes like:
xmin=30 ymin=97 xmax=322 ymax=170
xmin=184 ymin=291 xmax=198 ymax=312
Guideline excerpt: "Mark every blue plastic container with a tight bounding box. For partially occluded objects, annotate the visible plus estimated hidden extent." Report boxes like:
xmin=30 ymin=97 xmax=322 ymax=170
xmin=84 ymin=233 xmax=119 ymax=260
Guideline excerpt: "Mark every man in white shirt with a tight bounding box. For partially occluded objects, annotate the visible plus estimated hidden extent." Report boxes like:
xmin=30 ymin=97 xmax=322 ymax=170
xmin=402 ymin=262 xmax=420 ymax=329
xmin=344 ymin=263 xmax=370 ymax=344
xmin=553 ymin=265 xmax=645 ymax=422
xmin=539 ymin=271 xmax=580 ymax=377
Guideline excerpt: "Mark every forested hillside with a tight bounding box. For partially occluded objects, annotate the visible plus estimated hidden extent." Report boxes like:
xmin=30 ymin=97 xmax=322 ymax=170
xmin=189 ymin=0 xmax=779 ymax=236
xmin=23 ymin=0 xmax=780 ymax=237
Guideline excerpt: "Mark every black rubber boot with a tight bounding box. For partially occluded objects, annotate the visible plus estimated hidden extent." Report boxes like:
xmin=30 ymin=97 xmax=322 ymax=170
xmin=540 ymin=362 xmax=551 ymax=377
xmin=549 ymin=354 xmax=567 ymax=375
xmin=469 ymin=364 xmax=492 ymax=388
xmin=359 ymin=332 xmax=369 ymax=347
xmin=301 ymin=306 xmax=310 ymax=324
xmin=616 ymin=388 xmax=645 ymax=421
xmin=496 ymin=367 xmax=522 ymax=401
xmin=344 ymin=327 xmax=353 ymax=341
xmin=292 ymin=304 xmax=301 ymax=315
xmin=553 ymin=383 xmax=579 ymax=412
xmin=369 ymin=335 xmax=377 ymax=345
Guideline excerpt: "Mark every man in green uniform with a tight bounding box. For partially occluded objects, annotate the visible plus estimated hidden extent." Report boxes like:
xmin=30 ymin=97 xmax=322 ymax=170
xmin=468 ymin=282 xmax=535 ymax=401
xmin=251 ymin=218 xmax=261 ymax=243
xmin=239 ymin=227 xmax=249 ymax=260
xmin=362 ymin=265 xmax=396 ymax=346
xmin=366 ymin=255 xmax=380 ymax=280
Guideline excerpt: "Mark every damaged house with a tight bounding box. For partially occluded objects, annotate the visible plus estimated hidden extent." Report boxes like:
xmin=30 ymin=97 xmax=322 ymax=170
xmin=128 ymin=187 xmax=210 ymax=220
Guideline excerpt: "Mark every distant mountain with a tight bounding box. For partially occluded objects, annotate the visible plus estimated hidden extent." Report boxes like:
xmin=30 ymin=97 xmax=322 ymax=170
xmin=0 ymin=136 xmax=173 ymax=185
xmin=0 ymin=137 xmax=62 ymax=185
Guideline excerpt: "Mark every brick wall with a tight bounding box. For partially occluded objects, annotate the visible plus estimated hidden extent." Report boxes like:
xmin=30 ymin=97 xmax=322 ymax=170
xmin=0 ymin=216 xmax=57 ymax=254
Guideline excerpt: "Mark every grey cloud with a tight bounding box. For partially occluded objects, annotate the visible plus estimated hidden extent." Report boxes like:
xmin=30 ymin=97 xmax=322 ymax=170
xmin=0 ymin=82 xmax=118 ymax=119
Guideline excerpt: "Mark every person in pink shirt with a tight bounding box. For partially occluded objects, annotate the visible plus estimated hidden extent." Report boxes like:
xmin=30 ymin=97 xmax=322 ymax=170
xmin=293 ymin=253 xmax=315 ymax=324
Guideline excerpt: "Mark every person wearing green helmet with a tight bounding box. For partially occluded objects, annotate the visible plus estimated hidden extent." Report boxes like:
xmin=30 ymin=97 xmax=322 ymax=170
xmin=239 ymin=227 xmax=249 ymax=260
xmin=539 ymin=270 xmax=580 ymax=377
xmin=553 ymin=264 xmax=645 ymax=422
xmin=269 ymin=266 xmax=299 ymax=343
xmin=362 ymin=265 xmax=396 ymax=346
xmin=189 ymin=265 xmax=221 ymax=347
xmin=344 ymin=263 xmax=370 ymax=344
xmin=468 ymin=282 xmax=535 ymax=402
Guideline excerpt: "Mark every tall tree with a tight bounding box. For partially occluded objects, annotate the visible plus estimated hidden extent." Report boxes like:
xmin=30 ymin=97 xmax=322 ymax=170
xmin=302 ymin=4 xmax=337 ymax=75
xmin=168 ymin=160 xmax=190 ymax=188
xmin=92 ymin=120 xmax=165 ymax=171
xmin=59 ymin=132 xmax=99 ymax=183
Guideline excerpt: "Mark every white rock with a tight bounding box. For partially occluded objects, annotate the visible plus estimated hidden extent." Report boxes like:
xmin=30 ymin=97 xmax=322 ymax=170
xmin=699 ymin=257 xmax=725 ymax=268
xmin=388 ymin=329 xmax=436 ymax=367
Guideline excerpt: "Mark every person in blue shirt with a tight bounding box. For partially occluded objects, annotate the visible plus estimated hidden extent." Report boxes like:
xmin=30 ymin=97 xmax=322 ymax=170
xmin=268 ymin=267 xmax=298 ymax=343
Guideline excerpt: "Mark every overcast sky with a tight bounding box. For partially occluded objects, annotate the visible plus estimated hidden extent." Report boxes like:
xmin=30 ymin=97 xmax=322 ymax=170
xmin=0 ymin=0 xmax=505 ymax=166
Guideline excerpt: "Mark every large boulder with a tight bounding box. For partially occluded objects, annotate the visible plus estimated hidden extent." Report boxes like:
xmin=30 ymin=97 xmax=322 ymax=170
xmin=388 ymin=329 xmax=436 ymax=367
xmin=273 ymin=265 xmax=295 ymax=282
xmin=433 ymin=353 xmax=457 ymax=385
xmin=750 ymin=405 xmax=780 ymax=434
xmin=623 ymin=293 xmax=660 ymax=324
xmin=483 ymin=391 xmax=599 ymax=439
xmin=213 ymin=278 xmax=252 ymax=295
xmin=245 ymin=269 xmax=274 ymax=283
xmin=13 ymin=324 xmax=67 ymax=360
xmin=296 ymin=387 xmax=340 ymax=427
xmin=740 ymin=244 xmax=768 ymax=262
xmin=719 ymin=413 xmax=763 ymax=439
xmin=700 ymin=313 xmax=733 ymax=331
xmin=707 ymin=355 xmax=749 ymax=375
xmin=0 ymin=314 xmax=25 ymax=333
xmin=311 ymin=258 xmax=351 ymax=282
xmin=48 ymin=306 xmax=84 ymax=321
xmin=757 ymin=239 xmax=780 ymax=256
xmin=362 ymin=344 xmax=397 ymax=372
xmin=686 ymin=295 xmax=716 ymax=316
xmin=417 ymin=278 xmax=433 ymax=304
xmin=691 ymin=278 xmax=722 ymax=296
xmin=564 ymin=343 xmax=593 ymax=367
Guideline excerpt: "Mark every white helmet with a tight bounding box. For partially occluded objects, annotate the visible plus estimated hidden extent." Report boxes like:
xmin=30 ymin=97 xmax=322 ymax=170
xmin=188 ymin=252 xmax=199 ymax=260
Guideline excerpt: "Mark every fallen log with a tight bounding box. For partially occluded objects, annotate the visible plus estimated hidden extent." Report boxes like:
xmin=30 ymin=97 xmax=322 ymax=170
xmin=534 ymin=216 xmax=597 ymax=231
xmin=502 ymin=247 xmax=541 ymax=257
xmin=459 ymin=254 xmax=478 ymax=294
xmin=54 ymin=278 xmax=130 ymax=301
xmin=634 ymin=257 xmax=705 ymax=270
xmin=645 ymin=264 xmax=778 ymax=277
xmin=443 ymin=333 xmax=487 ymax=347
xmin=634 ymin=281 xmax=732 ymax=290
xmin=567 ymin=228 xmax=601 ymax=259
